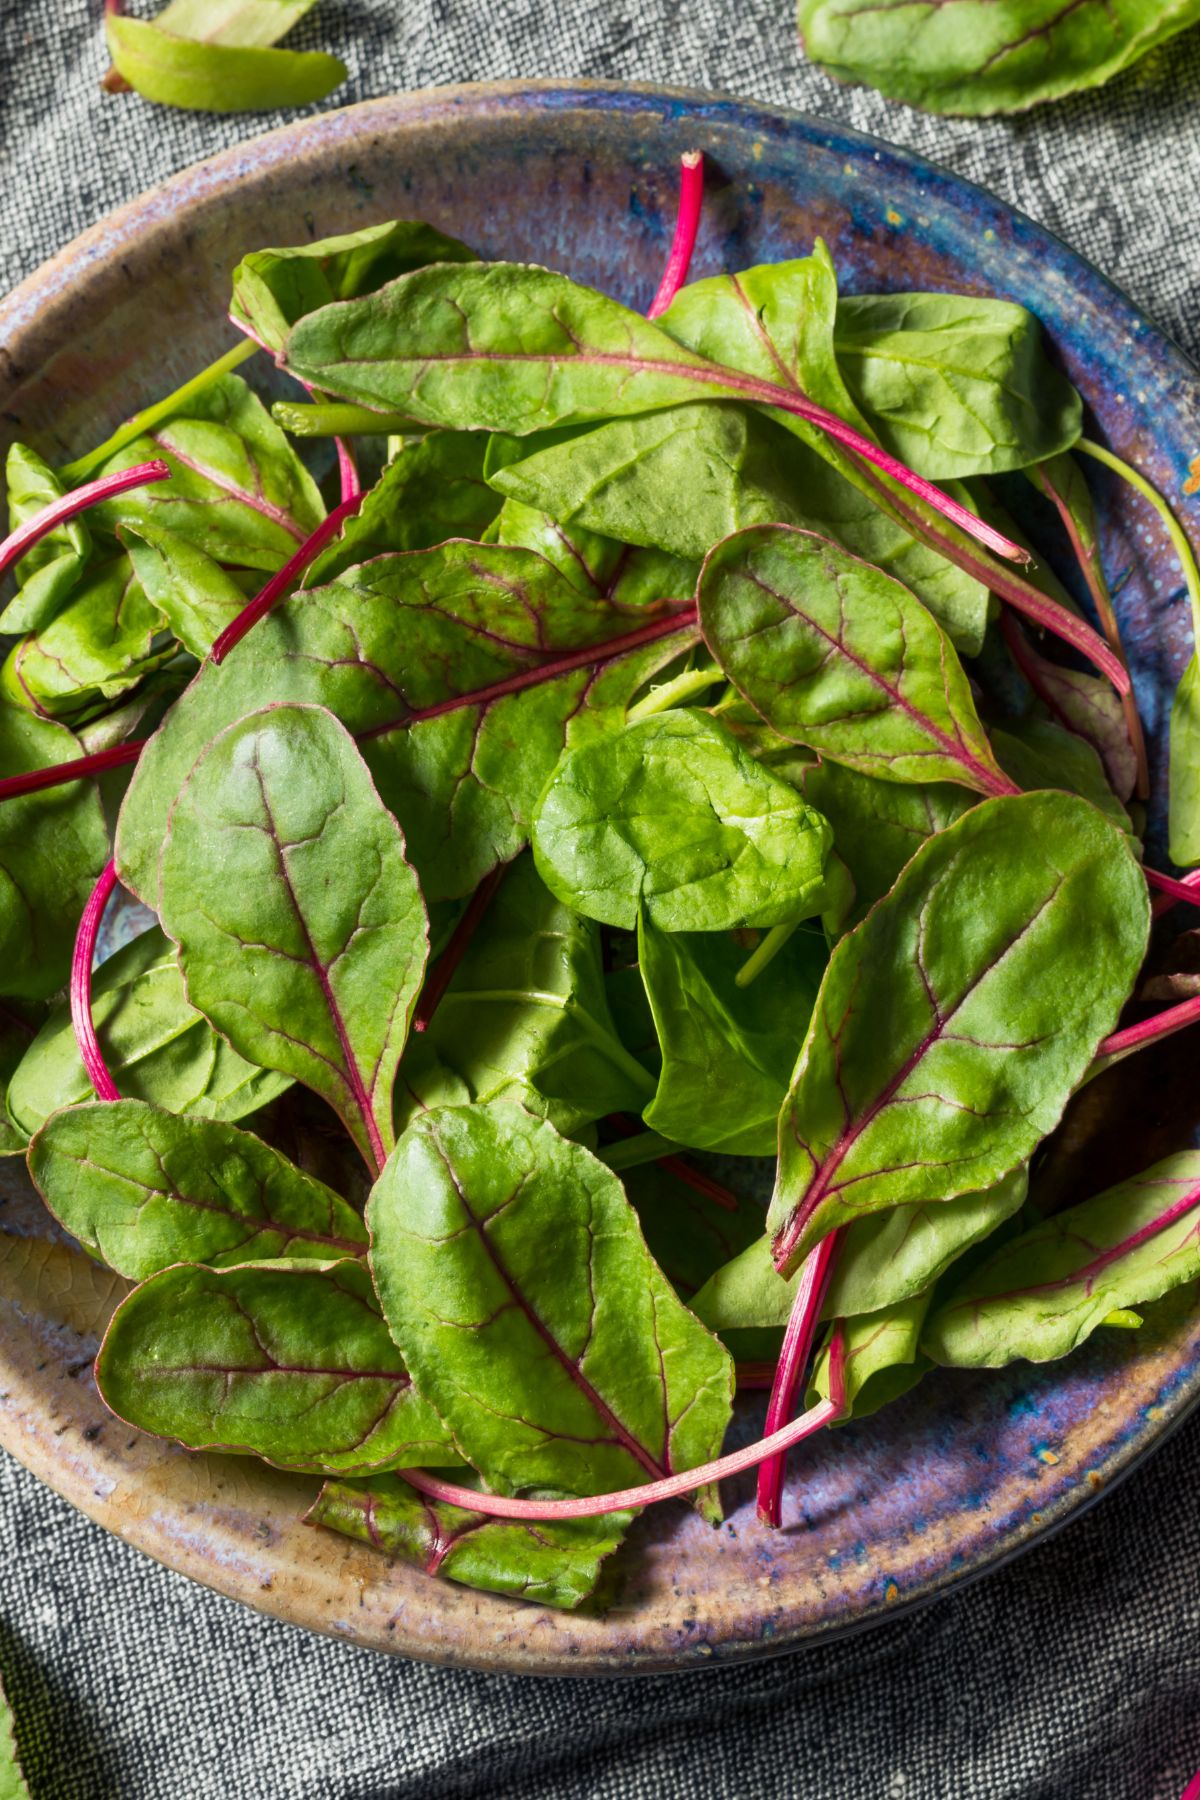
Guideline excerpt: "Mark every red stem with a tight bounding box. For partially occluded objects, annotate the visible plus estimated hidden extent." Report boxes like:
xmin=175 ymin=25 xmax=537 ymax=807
xmin=70 ymin=860 xmax=120 ymax=1102
xmin=1181 ymin=1768 xmax=1200 ymax=1800
xmin=210 ymin=493 xmax=366 ymax=664
xmin=647 ymin=152 xmax=704 ymax=320
xmin=412 ymin=864 xmax=507 ymax=1032
xmin=334 ymin=437 xmax=362 ymax=505
xmin=401 ymin=1326 xmax=847 ymax=1523
xmin=0 ymin=738 xmax=145 ymax=804
xmin=756 ymin=1228 xmax=842 ymax=1527
xmin=0 ymin=460 xmax=170 ymax=583
xmin=1098 ymin=993 xmax=1200 ymax=1062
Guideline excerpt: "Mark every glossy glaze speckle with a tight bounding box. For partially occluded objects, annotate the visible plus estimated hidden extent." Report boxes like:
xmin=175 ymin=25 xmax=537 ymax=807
xmin=1 ymin=82 xmax=1199 ymax=1676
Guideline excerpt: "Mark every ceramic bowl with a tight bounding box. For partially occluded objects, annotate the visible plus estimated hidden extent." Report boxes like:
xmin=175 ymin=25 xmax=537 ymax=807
xmin=2 ymin=81 xmax=1199 ymax=1676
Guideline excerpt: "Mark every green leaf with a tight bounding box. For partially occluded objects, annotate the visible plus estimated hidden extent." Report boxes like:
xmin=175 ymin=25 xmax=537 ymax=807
xmin=1 ymin=443 xmax=90 ymax=635
xmin=797 ymin=759 xmax=972 ymax=925
xmin=0 ymin=1004 xmax=41 ymax=1156
xmin=367 ymin=1104 xmax=734 ymax=1504
xmin=5 ymin=926 xmax=291 ymax=1141
xmin=833 ymin=293 xmax=1082 ymax=479
xmin=105 ymin=13 xmax=346 ymax=114
xmin=153 ymin=0 xmax=319 ymax=48
xmin=495 ymin=496 xmax=693 ymax=608
xmin=797 ymin=0 xmax=1200 ymax=117
xmin=303 ymin=433 xmax=501 ymax=584
xmin=699 ymin=524 xmax=1010 ymax=793
xmin=991 ymin=716 xmax=1132 ymax=838
xmin=120 ymin=521 xmax=248 ymax=659
xmin=308 ymin=1472 xmax=629 ymax=1610
xmin=88 ymin=374 xmax=325 ymax=573
xmin=1009 ymin=632 xmax=1138 ymax=803
xmin=397 ymin=856 xmax=652 ymax=1137
xmin=532 ymin=709 xmax=833 ymax=933
xmin=770 ymin=791 xmax=1149 ymax=1274
xmin=489 ymin=403 xmax=990 ymax=653
xmin=638 ymin=912 xmax=827 ymax=1155
xmin=924 ymin=1152 xmax=1200 ymax=1365
xmin=2 ymin=554 xmax=172 ymax=721
xmin=96 ymin=1259 xmax=455 ymax=1472
xmin=0 ymin=704 xmax=110 ymax=1002
xmin=1169 ymin=654 xmax=1200 ymax=866
xmin=29 ymin=1099 xmax=368 ymax=1281
xmin=808 ymin=1299 xmax=932 ymax=1419
xmin=624 ymin=1161 xmax=765 ymax=1300
xmin=158 ymin=703 xmax=428 ymax=1171
xmin=230 ymin=221 xmax=475 ymax=358
xmin=0 ymin=1668 xmax=29 ymax=1800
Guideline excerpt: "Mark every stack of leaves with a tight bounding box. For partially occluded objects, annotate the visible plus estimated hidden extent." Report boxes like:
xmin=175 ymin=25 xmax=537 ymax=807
xmin=3 ymin=165 xmax=1200 ymax=1611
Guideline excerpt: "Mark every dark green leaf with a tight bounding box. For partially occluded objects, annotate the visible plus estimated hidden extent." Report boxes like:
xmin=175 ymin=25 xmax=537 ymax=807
xmin=0 ymin=1003 xmax=42 ymax=1155
xmin=367 ymin=1104 xmax=733 ymax=1504
xmin=797 ymin=759 xmax=972 ymax=924
xmin=105 ymin=13 xmax=346 ymax=113
xmin=808 ymin=1299 xmax=932 ymax=1419
xmin=1170 ymin=655 xmax=1200 ymax=867
xmin=96 ymin=1259 xmax=455 ymax=1471
xmin=120 ymin=520 xmax=248 ymax=659
xmin=991 ymin=715 xmax=1132 ymax=837
xmin=1 ymin=444 xmax=90 ymax=635
xmin=29 ymin=1099 xmax=368 ymax=1280
xmin=2 ymin=554 xmax=171 ymax=721
xmin=159 ymin=703 xmax=428 ymax=1170
xmin=308 ymin=1472 xmax=629 ymax=1610
xmin=623 ymin=1160 xmax=764 ymax=1300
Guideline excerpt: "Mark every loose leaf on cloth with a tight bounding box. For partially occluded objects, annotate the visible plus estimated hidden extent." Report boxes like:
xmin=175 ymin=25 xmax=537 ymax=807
xmin=2 ymin=555 xmax=172 ymax=721
xmin=158 ymin=703 xmax=429 ymax=1172
xmin=808 ymin=1298 xmax=932 ymax=1419
xmin=87 ymin=374 xmax=325 ymax=572
xmin=149 ymin=0 xmax=321 ymax=44
xmin=303 ymin=433 xmax=500 ymax=582
xmin=0 ymin=704 xmax=110 ymax=1002
xmin=114 ymin=546 xmax=695 ymax=905
xmin=29 ymin=1099 xmax=367 ymax=1281
xmin=796 ymin=0 xmax=1200 ymax=117
xmin=5 ymin=926 xmax=290 ymax=1141
xmin=1 ymin=443 xmax=91 ymax=635
xmin=796 ymin=760 xmax=972 ymax=925
xmin=96 ymin=1260 xmax=455 ymax=1472
xmin=924 ymin=1153 xmax=1200 ymax=1366
xmin=769 ymin=791 xmax=1148 ymax=1274
xmin=105 ymin=13 xmax=347 ymax=114
xmin=230 ymin=221 xmax=475 ymax=357
xmin=396 ymin=855 xmax=652 ymax=1137
xmin=699 ymin=524 xmax=1012 ymax=793
xmin=638 ymin=913 xmax=828 ymax=1155
xmin=367 ymin=1104 xmax=734 ymax=1506
xmin=489 ymin=403 xmax=991 ymax=653
xmin=120 ymin=521 xmax=248 ymax=659
xmin=832 ymin=293 xmax=1082 ymax=480
xmin=532 ymin=709 xmax=834 ymax=932
xmin=307 ymin=1473 xmax=630 ymax=1610
xmin=0 ymin=1669 xmax=29 ymax=1800
xmin=691 ymin=1167 xmax=1028 ymax=1328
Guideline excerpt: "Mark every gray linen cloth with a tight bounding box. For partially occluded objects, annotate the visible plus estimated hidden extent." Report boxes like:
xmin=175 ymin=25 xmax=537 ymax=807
xmin=2 ymin=4 xmax=1200 ymax=1796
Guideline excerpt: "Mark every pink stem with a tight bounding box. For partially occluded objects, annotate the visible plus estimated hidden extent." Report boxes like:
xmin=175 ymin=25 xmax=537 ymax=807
xmin=1181 ymin=1768 xmax=1200 ymax=1800
xmin=334 ymin=436 xmax=361 ymax=505
xmin=210 ymin=493 xmax=365 ymax=664
xmin=647 ymin=152 xmax=704 ymax=320
xmin=1143 ymin=866 xmax=1200 ymax=908
xmin=412 ymin=864 xmax=507 ymax=1032
xmin=70 ymin=860 xmax=120 ymax=1102
xmin=0 ymin=460 xmax=170 ymax=583
xmin=756 ymin=1229 xmax=842 ymax=1527
xmin=1098 ymin=993 xmax=1200 ymax=1062
xmin=401 ymin=1328 xmax=847 ymax=1523
xmin=0 ymin=738 xmax=146 ymax=804
xmin=1153 ymin=869 xmax=1200 ymax=920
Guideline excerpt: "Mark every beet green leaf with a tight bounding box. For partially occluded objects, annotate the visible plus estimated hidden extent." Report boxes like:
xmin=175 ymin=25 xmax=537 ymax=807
xmin=396 ymin=856 xmax=652 ymax=1136
xmin=624 ymin=1161 xmax=764 ymax=1302
xmin=5 ymin=926 xmax=291 ymax=1141
xmin=120 ymin=520 xmax=248 ymax=659
xmin=367 ymin=1104 xmax=734 ymax=1505
xmin=0 ymin=1004 xmax=41 ymax=1156
xmin=808 ymin=1299 xmax=932 ymax=1420
xmin=532 ymin=710 xmax=833 ymax=933
xmin=638 ymin=912 xmax=827 ymax=1155
xmin=29 ymin=1099 xmax=367 ymax=1281
xmin=796 ymin=759 xmax=972 ymax=925
xmin=308 ymin=1472 xmax=630 ymax=1610
xmin=2 ymin=554 xmax=172 ymax=722
xmin=158 ymin=703 xmax=428 ymax=1173
xmin=699 ymin=524 xmax=1011 ymax=793
xmin=96 ymin=1259 xmax=455 ymax=1472
xmin=770 ymin=791 xmax=1149 ymax=1275
xmin=924 ymin=1152 xmax=1200 ymax=1366
xmin=1 ymin=444 xmax=91 ymax=635
xmin=991 ymin=716 xmax=1131 ymax=837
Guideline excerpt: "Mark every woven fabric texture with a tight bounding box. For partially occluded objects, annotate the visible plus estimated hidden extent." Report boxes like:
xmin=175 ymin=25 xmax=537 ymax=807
xmin=2 ymin=3 xmax=1200 ymax=1797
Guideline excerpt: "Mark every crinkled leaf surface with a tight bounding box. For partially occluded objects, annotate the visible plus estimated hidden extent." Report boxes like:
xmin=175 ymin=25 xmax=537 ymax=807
xmin=308 ymin=1473 xmax=629 ymax=1610
xmin=367 ymin=1104 xmax=734 ymax=1502
xmin=798 ymin=759 xmax=972 ymax=925
xmin=5 ymin=926 xmax=290 ymax=1140
xmin=638 ymin=912 xmax=827 ymax=1155
xmin=770 ymin=791 xmax=1148 ymax=1273
xmin=797 ymin=0 xmax=1200 ymax=117
xmin=30 ymin=1099 xmax=367 ymax=1281
xmin=159 ymin=703 xmax=428 ymax=1171
xmin=230 ymin=221 xmax=475 ymax=357
xmin=0 ymin=704 xmax=110 ymax=1002
xmin=924 ymin=1152 xmax=1200 ymax=1366
xmin=396 ymin=856 xmax=651 ymax=1136
xmin=121 ymin=520 xmax=248 ymax=658
xmin=532 ymin=709 xmax=833 ymax=932
xmin=89 ymin=374 xmax=324 ymax=572
xmin=833 ymin=293 xmax=1081 ymax=479
xmin=2 ymin=553 xmax=170 ymax=721
xmin=96 ymin=1259 xmax=454 ymax=1472
xmin=1 ymin=443 xmax=90 ymax=635
xmin=699 ymin=524 xmax=1010 ymax=793
xmin=105 ymin=14 xmax=346 ymax=113
xmin=809 ymin=1299 xmax=932 ymax=1419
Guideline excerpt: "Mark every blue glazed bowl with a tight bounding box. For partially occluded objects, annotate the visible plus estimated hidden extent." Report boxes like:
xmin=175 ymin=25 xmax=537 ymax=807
xmin=1 ymin=81 xmax=1198 ymax=1675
